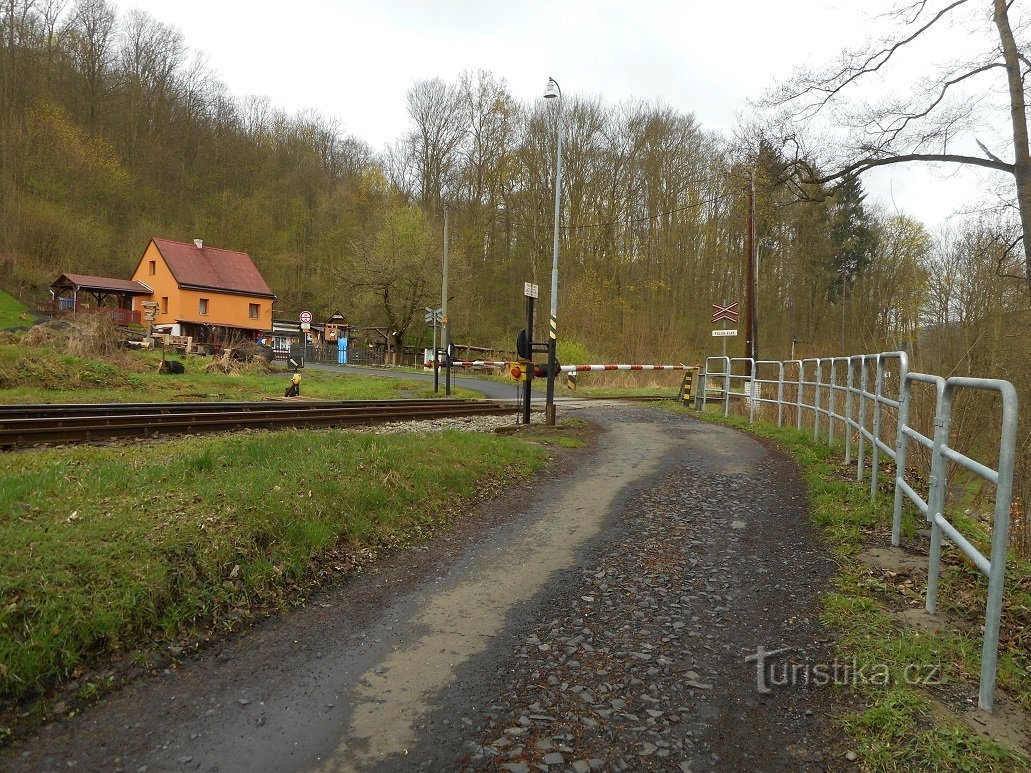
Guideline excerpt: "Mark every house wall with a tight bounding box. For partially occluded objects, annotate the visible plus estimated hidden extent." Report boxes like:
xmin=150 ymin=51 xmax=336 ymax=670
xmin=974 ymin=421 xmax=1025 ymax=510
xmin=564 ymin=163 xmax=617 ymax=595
xmin=130 ymin=241 xmax=274 ymax=332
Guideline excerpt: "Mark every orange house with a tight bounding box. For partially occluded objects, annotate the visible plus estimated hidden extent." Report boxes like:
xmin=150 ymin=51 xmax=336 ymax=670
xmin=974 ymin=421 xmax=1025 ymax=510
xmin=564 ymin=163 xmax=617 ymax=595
xmin=130 ymin=238 xmax=276 ymax=348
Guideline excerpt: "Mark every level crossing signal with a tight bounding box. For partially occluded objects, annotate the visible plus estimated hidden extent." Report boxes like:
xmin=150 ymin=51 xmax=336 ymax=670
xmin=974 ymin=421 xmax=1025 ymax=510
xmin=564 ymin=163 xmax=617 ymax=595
xmin=712 ymin=302 xmax=739 ymax=324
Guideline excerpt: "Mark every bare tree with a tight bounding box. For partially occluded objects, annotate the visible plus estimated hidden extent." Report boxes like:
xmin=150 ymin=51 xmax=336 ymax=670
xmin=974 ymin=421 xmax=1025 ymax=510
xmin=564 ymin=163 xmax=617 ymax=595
xmin=764 ymin=0 xmax=1031 ymax=297
xmin=403 ymin=77 xmax=466 ymax=212
xmin=64 ymin=0 xmax=117 ymax=130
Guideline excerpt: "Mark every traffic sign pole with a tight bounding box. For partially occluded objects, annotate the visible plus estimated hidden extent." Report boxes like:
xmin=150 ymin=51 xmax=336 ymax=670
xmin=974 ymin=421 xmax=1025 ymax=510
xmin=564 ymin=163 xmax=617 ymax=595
xmin=523 ymin=293 xmax=535 ymax=424
xmin=298 ymin=311 xmax=313 ymax=368
xmin=711 ymin=301 xmax=740 ymax=360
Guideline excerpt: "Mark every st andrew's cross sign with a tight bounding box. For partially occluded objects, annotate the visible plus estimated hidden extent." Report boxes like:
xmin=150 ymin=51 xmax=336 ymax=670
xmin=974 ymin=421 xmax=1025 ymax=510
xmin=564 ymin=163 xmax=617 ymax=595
xmin=711 ymin=302 xmax=739 ymax=324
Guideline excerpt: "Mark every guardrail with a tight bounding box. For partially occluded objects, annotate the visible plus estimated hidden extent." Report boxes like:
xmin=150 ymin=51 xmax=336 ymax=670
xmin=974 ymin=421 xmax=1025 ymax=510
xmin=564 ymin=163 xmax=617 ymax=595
xmin=699 ymin=351 xmax=1018 ymax=712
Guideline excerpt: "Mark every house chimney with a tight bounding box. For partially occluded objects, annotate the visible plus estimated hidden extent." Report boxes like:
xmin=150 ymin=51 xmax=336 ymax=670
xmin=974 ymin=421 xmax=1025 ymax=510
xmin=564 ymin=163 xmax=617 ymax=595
xmin=194 ymin=239 xmax=204 ymax=249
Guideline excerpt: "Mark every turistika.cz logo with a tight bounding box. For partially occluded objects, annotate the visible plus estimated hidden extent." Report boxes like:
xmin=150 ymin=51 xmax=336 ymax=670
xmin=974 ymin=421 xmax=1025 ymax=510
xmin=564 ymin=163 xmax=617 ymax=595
xmin=744 ymin=646 xmax=942 ymax=694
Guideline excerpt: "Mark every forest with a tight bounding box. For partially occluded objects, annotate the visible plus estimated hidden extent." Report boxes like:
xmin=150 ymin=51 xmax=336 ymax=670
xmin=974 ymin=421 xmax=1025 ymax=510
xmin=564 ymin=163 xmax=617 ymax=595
xmin=0 ymin=1 xmax=1028 ymax=539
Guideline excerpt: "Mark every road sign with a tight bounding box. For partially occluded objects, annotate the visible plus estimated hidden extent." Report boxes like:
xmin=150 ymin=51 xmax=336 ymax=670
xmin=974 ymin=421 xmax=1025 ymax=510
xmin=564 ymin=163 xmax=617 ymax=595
xmin=524 ymin=282 xmax=539 ymax=298
xmin=424 ymin=307 xmax=443 ymax=324
xmin=712 ymin=329 xmax=738 ymax=337
xmin=299 ymin=310 xmax=313 ymax=324
xmin=712 ymin=302 xmax=739 ymax=324
xmin=300 ymin=322 xmax=311 ymax=331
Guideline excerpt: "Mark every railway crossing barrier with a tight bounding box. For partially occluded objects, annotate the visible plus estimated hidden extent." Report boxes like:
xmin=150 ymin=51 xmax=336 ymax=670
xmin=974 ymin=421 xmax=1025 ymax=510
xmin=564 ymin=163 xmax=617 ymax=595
xmin=699 ymin=351 xmax=1019 ymax=712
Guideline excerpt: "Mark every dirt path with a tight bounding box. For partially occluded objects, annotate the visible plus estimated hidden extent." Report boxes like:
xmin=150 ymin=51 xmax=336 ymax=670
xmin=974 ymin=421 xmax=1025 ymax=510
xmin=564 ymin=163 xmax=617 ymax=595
xmin=3 ymin=407 xmax=843 ymax=772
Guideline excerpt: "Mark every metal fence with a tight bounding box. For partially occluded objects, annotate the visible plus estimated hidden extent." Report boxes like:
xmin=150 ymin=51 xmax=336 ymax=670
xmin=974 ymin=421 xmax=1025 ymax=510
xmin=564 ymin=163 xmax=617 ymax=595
xmin=699 ymin=351 xmax=1019 ymax=712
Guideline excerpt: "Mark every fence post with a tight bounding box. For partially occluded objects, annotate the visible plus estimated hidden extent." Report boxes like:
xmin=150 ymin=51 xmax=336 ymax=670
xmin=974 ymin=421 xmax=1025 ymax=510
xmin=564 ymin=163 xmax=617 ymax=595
xmin=724 ymin=360 xmax=731 ymax=418
xmin=891 ymin=376 xmax=913 ymax=547
xmin=812 ymin=358 xmax=820 ymax=439
xmin=857 ymin=357 xmax=868 ymax=483
xmin=776 ymin=361 xmax=785 ymax=428
xmin=845 ymin=357 xmax=854 ymax=466
xmin=748 ymin=359 xmax=758 ymax=423
xmin=828 ymin=359 xmax=837 ymax=446
xmin=869 ymin=356 xmax=885 ymax=501
xmin=796 ymin=360 xmax=804 ymax=431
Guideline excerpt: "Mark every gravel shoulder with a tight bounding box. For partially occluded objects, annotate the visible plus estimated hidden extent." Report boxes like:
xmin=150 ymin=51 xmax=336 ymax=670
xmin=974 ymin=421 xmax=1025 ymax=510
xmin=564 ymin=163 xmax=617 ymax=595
xmin=2 ymin=406 xmax=845 ymax=772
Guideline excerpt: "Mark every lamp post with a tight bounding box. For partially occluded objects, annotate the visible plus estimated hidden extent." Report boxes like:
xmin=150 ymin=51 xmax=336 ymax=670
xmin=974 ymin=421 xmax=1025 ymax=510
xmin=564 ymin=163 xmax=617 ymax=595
xmin=544 ymin=76 xmax=562 ymax=425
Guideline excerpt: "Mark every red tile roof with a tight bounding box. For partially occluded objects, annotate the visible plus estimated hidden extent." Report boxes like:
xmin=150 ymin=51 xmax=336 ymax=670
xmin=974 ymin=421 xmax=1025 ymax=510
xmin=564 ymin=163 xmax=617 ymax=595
xmin=53 ymin=273 xmax=152 ymax=294
xmin=151 ymin=238 xmax=275 ymax=298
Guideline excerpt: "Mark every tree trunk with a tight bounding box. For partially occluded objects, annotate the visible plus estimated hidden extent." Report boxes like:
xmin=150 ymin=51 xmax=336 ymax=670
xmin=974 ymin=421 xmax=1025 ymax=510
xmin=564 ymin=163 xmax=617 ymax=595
xmin=992 ymin=0 xmax=1031 ymax=297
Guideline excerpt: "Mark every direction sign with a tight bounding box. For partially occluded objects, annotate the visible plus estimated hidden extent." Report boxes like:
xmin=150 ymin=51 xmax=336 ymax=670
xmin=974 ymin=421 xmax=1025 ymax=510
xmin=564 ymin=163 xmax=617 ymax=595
xmin=299 ymin=310 xmax=313 ymax=324
xmin=712 ymin=302 xmax=739 ymax=324
xmin=712 ymin=329 xmax=738 ymax=337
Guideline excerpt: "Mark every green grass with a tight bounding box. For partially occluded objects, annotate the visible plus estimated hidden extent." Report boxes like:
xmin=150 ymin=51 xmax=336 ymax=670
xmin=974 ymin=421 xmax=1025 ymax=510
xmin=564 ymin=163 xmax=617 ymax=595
xmin=0 ymin=427 xmax=547 ymax=709
xmin=672 ymin=405 xmax=1031 ymax=770
xmin=0 ymin=291 xmax=34 ymax=330
xmin=0 ymin=345 xmax=483 ymax=403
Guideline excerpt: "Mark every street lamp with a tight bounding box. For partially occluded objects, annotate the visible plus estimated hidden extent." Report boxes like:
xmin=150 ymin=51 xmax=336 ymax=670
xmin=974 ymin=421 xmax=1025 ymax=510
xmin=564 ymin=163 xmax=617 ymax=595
xmin=544 ymin=76 xmax=562 ymax=425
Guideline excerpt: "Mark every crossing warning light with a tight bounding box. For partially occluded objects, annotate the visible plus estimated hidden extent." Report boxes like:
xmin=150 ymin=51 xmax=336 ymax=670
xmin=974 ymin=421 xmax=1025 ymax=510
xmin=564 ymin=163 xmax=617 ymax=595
xmin=510 ymin=363 xmax=526 ymax=381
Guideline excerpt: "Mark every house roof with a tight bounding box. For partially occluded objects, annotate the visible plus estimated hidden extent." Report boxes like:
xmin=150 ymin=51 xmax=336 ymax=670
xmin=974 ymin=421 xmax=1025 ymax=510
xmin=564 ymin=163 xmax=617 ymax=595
xmin=52 ymin=273 xmax=152 ymax=294
xmin=150 ymin=238 xmax=276 ymax=298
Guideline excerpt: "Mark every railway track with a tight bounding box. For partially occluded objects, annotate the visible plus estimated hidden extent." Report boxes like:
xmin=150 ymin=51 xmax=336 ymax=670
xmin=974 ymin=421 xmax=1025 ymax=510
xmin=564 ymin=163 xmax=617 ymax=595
xmin=0 ymin=399 xmax=519 ymax=449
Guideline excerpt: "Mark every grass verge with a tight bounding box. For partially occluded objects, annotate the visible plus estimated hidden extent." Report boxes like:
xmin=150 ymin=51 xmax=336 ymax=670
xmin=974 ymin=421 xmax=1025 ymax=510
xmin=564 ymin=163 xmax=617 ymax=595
xmin=673 ymin=405 xmax=1031 ymax=770
xmin=0 ymin=424 xmax=554 ymax=741
xmin=0 ymin=292 xmax=34 ymax=330
xmin=0 ymin=345 xmax=482 ymax=402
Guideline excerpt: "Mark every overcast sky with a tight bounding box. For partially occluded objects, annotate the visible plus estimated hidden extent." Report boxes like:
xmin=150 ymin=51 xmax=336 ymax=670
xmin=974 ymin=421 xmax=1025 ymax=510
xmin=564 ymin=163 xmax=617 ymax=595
xmin=121 ymin=0 xmax=1015 ymax=232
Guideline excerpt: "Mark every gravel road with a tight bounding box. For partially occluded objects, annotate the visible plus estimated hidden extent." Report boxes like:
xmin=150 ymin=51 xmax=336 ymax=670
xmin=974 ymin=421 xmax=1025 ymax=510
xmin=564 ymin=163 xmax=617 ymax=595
xmin=3 ymin=406 xmax=843 ymax=772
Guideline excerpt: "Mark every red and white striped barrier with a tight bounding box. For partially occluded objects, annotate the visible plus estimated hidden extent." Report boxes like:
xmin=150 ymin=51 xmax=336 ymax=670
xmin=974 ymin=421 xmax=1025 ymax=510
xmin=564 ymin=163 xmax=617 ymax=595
xmin=424 ymin=360 xmax=696 ymax=376
xmin=559 ymin=364 xmax=693 ymax=373
xmin=424 ymin=360 xmax=509 ymax=368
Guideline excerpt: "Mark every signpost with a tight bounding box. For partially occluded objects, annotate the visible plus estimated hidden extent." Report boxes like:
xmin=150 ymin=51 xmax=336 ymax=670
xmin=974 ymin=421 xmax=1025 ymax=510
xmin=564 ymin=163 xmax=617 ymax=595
xmin=425 ymin=306 xmax=444 ymax=391
xmin=298 ymin=311 xmax=312 ymax=367
xmin=520 ymin=283 xmax=539 ymax=424
xmin=711 ymin=301 xmax=739 ymax=359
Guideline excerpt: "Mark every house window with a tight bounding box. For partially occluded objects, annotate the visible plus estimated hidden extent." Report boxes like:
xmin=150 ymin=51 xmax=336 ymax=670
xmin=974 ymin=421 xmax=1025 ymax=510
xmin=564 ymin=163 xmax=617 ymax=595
xmin=249 ymin=303 xmax=259 ymax=319
xmin=148 ymin=260 xmax=156 ymax=275
xmin=161 ymin=296 xmax=168 ymax=314
xmin=199 ymin=298 xmax=209 ymax=315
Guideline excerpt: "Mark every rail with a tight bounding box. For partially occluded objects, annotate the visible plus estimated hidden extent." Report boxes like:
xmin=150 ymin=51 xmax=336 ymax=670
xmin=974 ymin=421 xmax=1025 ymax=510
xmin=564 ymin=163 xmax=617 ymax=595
xmin=0 ymin=399 xmax=519 ymax=448
xmin=698 ymin=351 xmax=1018 ymax=712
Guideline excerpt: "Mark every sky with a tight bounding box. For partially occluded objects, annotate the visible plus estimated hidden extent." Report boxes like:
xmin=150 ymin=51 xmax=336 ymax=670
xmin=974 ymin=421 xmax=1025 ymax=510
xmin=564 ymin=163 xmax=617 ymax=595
xmin=119 ymin=0 xmax=1016 ymax=233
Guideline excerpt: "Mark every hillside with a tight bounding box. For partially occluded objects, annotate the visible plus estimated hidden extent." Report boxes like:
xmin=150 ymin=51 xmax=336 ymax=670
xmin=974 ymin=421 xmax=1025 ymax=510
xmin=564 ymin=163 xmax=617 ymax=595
xmin=0 ymin=290 xmax=37 ymax=330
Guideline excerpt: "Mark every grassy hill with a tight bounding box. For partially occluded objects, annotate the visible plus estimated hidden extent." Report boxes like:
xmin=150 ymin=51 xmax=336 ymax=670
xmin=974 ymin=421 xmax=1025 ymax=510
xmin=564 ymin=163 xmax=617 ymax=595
xmin=0 ymin=289 xmax=37 ymax=330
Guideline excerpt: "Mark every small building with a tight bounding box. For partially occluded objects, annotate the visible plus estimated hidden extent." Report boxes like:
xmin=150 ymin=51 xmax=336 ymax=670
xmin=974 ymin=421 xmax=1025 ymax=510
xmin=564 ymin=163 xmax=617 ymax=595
xmin=48 ymin=273 xmax=151 ymax=325
xmin=130 ymin=238 xmax=276 ymax=351
xmin=323 ymin=312 xmax=351 ymax=343
xmin=265 ymin=319 xmax=325 ymax=361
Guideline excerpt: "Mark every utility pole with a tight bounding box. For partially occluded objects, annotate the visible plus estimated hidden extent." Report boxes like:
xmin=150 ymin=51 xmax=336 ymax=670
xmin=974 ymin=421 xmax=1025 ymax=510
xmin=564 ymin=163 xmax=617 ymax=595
xmin=745 ymin=173 xmax=757 ymax=372
xmin=442 ymin=207 xmax=451 ymax=396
